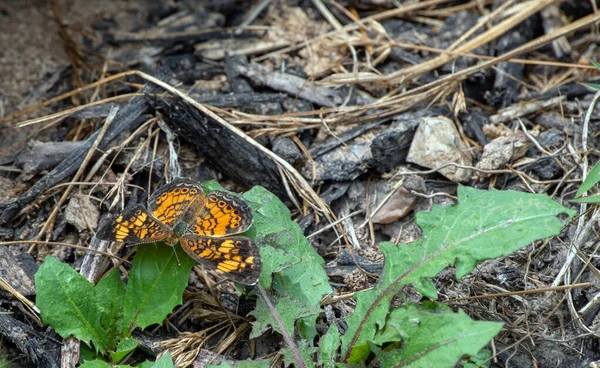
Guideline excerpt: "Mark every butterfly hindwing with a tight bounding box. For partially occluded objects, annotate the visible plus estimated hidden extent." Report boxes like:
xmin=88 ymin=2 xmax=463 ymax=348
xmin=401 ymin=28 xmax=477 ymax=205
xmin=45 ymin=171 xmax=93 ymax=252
xmin=179 ymin=235 xmax=261 ymax=285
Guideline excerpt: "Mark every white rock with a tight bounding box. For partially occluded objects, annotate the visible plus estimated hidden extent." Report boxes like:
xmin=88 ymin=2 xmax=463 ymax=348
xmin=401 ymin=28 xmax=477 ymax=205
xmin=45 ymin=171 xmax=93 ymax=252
xmin=407 ymin=116 xmax=472 ymax=182
xmin=476 ymin=132 xmax=530 ymax=172
xmin=65 ymin=194 xmax=100 ymax=232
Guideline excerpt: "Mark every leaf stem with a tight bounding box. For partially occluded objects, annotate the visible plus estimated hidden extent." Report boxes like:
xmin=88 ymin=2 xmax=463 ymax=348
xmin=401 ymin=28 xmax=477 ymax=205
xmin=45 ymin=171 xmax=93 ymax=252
xmin=256 ymin=285 xmax=307 ymax=368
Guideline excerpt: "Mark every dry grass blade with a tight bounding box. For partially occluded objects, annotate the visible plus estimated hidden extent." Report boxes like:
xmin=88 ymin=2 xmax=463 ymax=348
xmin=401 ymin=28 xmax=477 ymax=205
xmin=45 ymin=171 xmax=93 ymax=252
xmin=0 ymin=275 xmax=40 ymax=316
xmin=125 ymin=71 xmax=331 ymax=219
xmin=33 ymin=106 xmax=118 ymax=244
xmin=11 ymin=70 xmax=330 ymax=221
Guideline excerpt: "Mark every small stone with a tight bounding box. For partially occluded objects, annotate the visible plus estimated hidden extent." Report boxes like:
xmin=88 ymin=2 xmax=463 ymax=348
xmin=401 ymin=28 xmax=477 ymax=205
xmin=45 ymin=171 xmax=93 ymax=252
xmin=482 ymin=123 xmax=512 ymax=139
xmin=371 ymin=187 xmax=417 ymax=224
xmin=65 ymin=194 xmax=100 ymax=232
xmin=407 ymin=116 xmax=472 ymax=182
xmin=476 ymin=132 xmax=530 ymax=171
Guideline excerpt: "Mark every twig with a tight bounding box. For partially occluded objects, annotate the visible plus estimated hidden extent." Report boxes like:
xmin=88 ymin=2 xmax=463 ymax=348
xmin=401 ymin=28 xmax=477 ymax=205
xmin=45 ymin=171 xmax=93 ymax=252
xmin=33 ymin=106 xmax=118 ymax=244
xmin=234 ymin=0 xmax=272 ymax=35
xmin=157 ymin=119 xmax=181 ymax=181
xmin=446 ymin=282 xmax=590 ymax=302
xmin=552 ymin=91 xmax=600 ymax=288
xmin=256 ymin=285 xmax=307 ymax=368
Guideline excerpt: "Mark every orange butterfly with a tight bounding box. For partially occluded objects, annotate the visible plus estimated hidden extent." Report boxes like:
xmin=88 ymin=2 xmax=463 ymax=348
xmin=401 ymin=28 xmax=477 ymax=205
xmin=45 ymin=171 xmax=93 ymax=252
xmin=96 ymin=178 xmax=260 ymax=285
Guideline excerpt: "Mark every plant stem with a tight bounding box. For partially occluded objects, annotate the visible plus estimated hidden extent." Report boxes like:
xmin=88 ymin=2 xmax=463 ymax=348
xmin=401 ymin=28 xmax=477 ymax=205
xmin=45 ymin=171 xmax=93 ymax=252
xmin=256 ymin=285 xmax=307 ymax=368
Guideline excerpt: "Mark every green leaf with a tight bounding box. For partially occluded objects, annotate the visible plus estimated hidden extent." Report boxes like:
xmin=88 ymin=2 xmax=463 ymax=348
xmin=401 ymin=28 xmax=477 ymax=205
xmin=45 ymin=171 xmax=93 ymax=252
xmin=341 ymin=186 xmax=574 ymax=362
xmin=249 ymin=294 xmax=321 ymax=338
xmin=257 ymin=246 xmax=300 ymax=289
xmin=135 ymin=362 xmax=156 ymax=368
xmin=80 ymin=360 xmax=112 ymax=368
xmin=207 ymin=359 xmax=271 ymax=368
xmin=576 ymin=160 xmax=600 ymax=197
xmin=80 ymin=343 xmax=99 ymax=363
xmin=122 ymin=243 xmax=194 ymax=336
xmin=243 ymin=186 xmax=332 ymax=341
xmin=281 ymin=339 xmax=317 ymax=368
xmin=590 ymin=59 xmax=600 ymax=71
xmin=110 ymin=336 xmax=138 ymax=363
xmin=583 ymin=82 xmax=600 ymax=90
xmin=570 ymin=193 xmax=600 ymax=203
xmin=462 ymin=348 xmax=492 ymax=368
xmin=320 ymin=324 xmax=340 ymax=368
xmin=367 ymin=303 xmax=501 ymax=367
xmin=36 ymin=256 xmax=109 ymax=354
xmin=96 ymin=268 xmax=125 ymax=352
xmin=151 ymin=352 xmax=175 ymax=368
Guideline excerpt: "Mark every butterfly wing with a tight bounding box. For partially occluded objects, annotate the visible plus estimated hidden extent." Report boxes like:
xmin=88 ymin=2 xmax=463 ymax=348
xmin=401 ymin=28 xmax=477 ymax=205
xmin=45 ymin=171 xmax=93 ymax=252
xmin=179 ymin=235 xmax=261 ymax=285
xmin=189 ymin=191 xmax=253 ymax=237
xmin=147 ymin=178 xmax=206 ymax=226
xmin=95 ymin=206 xmax=170 ymax=243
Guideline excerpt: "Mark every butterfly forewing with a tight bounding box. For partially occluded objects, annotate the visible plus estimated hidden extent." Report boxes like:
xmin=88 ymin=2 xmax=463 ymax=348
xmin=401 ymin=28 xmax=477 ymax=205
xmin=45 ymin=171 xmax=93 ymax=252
xmin=190 ymin=191 xmax=253 ymax=237
xmin=147 ymin=178 xmax=206 ymax=226
xmin=95 ymin=206 xmax=170 ymax=243
xmin=179 ymin=235 xmax=261 ymax=285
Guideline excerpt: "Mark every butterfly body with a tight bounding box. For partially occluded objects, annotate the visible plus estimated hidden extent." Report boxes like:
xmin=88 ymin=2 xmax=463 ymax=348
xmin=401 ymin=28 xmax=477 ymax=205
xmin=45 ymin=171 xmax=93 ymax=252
xmin=96 ymin=178 xmax=261 ymax=285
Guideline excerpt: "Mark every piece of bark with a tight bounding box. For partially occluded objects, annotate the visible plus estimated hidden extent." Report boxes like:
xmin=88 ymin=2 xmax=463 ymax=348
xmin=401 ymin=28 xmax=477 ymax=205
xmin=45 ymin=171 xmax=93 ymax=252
xmin=162 ymin=54 xmax=224 ymax=85
xmin=160 ymin=98 xmax=286 ymax=197
xmin=525 ymin=128 xmax=564 ymax=180
xmin=271 ymin=136 xmax=302 ymax=164
xmin=0 ymin=247 xmax=38 ymax=297
xmin=305 ymin=141 xmax=372 ymax=182
xmin=370 ymin=123 xmax=417 ymax=173
xmin=489 ymin=96 xmax=566 ymax=125
xmin=485 ymin=14 xmax=535 ymax=108
xmin=0 ymin=71 xmax=168 ymax=224
xmin=15 ymin=141 xmax=86 ymax=181
xmin=0 ymin=227 xmax=14 ymax=240
xmin=225 ymin=55 xmax=254 ymax=93
xmin=541 ymin=4 xmax=571 ymax=60
xmin=310 ymin=118 xmax=388 ymax=158
xmin=521 ymin=81 xmax=595 ymax=101
xmin=458 ymin=109 xmax=489 ymax=147
xmin=0 ymin=308 xmax=61 ymax=368
xmin=233 ymin=61 xmax=345 ymax=108
xmin=190 ymin=91 xmax=285 ymax=109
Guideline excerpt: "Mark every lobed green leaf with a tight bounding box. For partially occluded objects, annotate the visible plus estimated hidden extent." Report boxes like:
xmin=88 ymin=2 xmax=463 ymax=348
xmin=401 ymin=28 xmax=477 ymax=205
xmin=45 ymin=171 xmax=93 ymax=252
xmin=243 ymin=186 xmax=332 ymax=341
xmin=341 ymin=186 xmax=574 ymax=362
xmin=249 ymin=294 xmax=321 ymax=338
xmin=96 ymin=268 xmax=125 ymax=353
xmin=369 ymin=303 xmax=501 ymax=367
xmin=319 ymin=324 xmax=340 ymax=368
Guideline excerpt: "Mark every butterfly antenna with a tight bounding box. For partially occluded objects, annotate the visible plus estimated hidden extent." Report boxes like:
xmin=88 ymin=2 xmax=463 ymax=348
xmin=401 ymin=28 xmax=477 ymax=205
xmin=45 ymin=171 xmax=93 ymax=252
xmin=171 ymin=241 xmax=181 ymax=266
